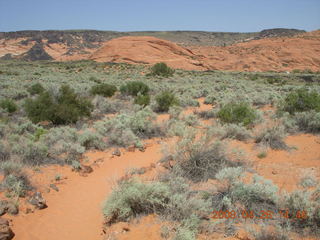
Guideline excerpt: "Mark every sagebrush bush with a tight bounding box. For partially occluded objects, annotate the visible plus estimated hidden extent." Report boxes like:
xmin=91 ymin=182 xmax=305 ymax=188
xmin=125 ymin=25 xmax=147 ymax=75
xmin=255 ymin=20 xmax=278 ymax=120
xmin=217 ymin=102 xmax=257 ymax=127
xmin=230 ymin=175 xmax=279 ymax=210
xmin=42 ymin=126 xmax=85 ymax=163
xmin=90 ymin=83 xmax=117 ymax=97
xmin=0 ymin=162 xmax=31 ymax=197
xmin=293 ymin=111 xmax=320 ymax=133
xmin=149 ymin=62 xmax=174 ymax=77
xmin=279 ymin=88 xmax=320 ymax=114
xmin=220 ymin=124 xmax=252 ymax=141
xmin=155 ymin=91 xmax=179 ymax=112
xmin=120 ymin=81 xmax=149 ymax=96
xmin=25 ymin=85 xmax=93 ymax=124
xmin=281 ymin=189 xmax=320 ymax=230
xmin=1 ymin=173 xmax=31 ymax=197
xmin=94 ymin=107 xmax=159 ymax=147
xmin=92 ymin=96 xmax=128 ymax=114
xmin=27 ymin=83 xmax=45 ymax=95
xmin=0 ymin=99 xmax=17 ymax=113
xmin=255 ymin=125 xmax=288 ymax=150
xmin=0 ymin=141 xmax=10 ymax=161
xmin=171 ymin=132 xmax=245 ymax=182
xmin=78 ymin=129 xmax=106 ymax=150
xmin=103 ymin=179 xmax=170 ymax=223
xmin=0 ymin=161 xmax=23 ymax=177
xmin=11 ymin=138 xmax=48 ymax=165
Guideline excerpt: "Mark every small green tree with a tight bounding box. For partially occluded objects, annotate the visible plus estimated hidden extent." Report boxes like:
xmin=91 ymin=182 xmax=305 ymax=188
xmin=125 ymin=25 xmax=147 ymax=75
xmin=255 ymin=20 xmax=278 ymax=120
xmin=0 ymin=99 xmax=18 ymax=113
xmin=280 ymin=88 xmax=320 ymax=114
xmin=155 ymin=91 xmax=179 ymax=112
xmin=90 ymin=83 xmax=117 ymax=97
xmin=27 ymin=83 xmax=45 ymax=95
xmin=24 ymin=85 xmax=93 ymax=125
xmin=134 ymin=94 xmax=150 ymax=107
xmin=120 ymin=81 xmax=150 ymax=96
xmin=149 ymin=62 xmax=174 ymax=77
xmin=217 ymin=102 xmax=257 ymax=126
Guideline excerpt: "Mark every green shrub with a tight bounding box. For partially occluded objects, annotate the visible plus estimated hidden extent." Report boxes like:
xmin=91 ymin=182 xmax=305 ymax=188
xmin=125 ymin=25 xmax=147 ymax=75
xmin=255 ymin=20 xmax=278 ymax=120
xmin=155 ymin=91 xmax=179 ymax=112
xmin=217 ymin=102 xmax=257 ymax=126
xmin=149 ymin=62 xmax=174 ymax=77
xmin=90 ymin=83 xmax=117 ymax=97
xmin=25 ymin=85 xmax=93 ymax=125
xmin=0 ymin=99 xmax=17 ymax=113
xmin=279 ymin=88 xmax=320 ymax=114
xmin=134 ymin=94 xmax=150 ymax=107
xmin=120 ymin=81 xmax=149 ymax=96
xmin=27 ymin=83 xmax=45 ymax=95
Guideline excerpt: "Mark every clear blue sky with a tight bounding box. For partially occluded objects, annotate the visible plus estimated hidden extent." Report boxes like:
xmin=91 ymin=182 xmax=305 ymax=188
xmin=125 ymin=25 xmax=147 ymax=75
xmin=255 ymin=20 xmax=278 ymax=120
xmin=0 ymin=0 xmax=319 ymax=32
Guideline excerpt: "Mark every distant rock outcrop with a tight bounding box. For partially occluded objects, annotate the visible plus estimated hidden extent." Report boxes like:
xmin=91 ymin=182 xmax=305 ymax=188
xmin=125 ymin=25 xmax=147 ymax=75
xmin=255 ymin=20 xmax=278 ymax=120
xmin=90 ymin=36 xmax=208 ymax=70
xmin=21 ymin=43 xmax=53 ymax=61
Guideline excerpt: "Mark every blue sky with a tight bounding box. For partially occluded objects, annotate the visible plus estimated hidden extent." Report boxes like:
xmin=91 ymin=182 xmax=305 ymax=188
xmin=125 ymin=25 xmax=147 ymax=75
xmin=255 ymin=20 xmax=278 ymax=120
xmin=0 ymin=0 xmax=319 ymax=32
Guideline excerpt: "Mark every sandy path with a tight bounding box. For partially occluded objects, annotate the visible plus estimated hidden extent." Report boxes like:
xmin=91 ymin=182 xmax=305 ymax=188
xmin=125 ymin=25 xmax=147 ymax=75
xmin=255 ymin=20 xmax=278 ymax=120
xmin=10 ymin=140 xmax=163 ymax=240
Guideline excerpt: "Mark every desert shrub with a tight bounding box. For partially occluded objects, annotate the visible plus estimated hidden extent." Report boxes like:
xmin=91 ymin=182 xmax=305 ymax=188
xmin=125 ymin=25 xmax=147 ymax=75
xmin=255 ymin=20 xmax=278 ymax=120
xmin=42 ymin=126 xmax=84 ymax=163
xmin=215 ymin=167 xmax=244 ymax=185
xmin=120 ymin=81 xmax=149 ymax=96
xmin=0 ymin=141 xmax=10 ymax=161
xmin=293 ymin=111 xmax=320 ymax=133
xmin=94 ymin=107 xmax=159 ymax=147
xmin=103 ymin=179 xmax=170 ymax=223
xmin=220 ymin=124 xmax=252 ymax=141
xmin=27 ymin=83 xmax=45 ymax=95
xmin=25 ymin=85 xmax=93 ymax=125
xmin=92 ymin=96 xmax=128 ymax=114
xmin=204 ymin=94 xmax=216 ymax=105
xmin=249 ymin=226 xmax=290 ymax=240
xmin=1 ymin=174 xmax=30 ymax=197
xmin=134 ymin=94 xmax=150 ymax=107
xmin=0 ymin=162 xmax=31 ymax=197
xmin=90 ymin=83 xmax=117 ymax=97
xmin=11 ymin=138 xmax=48 ymax=165
xmin=217 ymin=102 xmax=257 ymax=127
xmin=230 ymin=175 xmax=279 ymax=210
xmin=0 ymin=99 xmax=17 ymax=113
xmin=168 ymin=105 xmax=183 ymax=119
xmin=279 ymin=88 xmax=320 ymax=114
xmin=78 ymin=129 xmax=106 ymax=150
xmin=257 ymin=151 xmax=267 ymax=159
xmin=300 ymin=175 xmax=317 ymax=188
xmin=281 ymin=189 xmax=320 ymax=229
xmin=155 ymin=91 xmax=179 ymax=112
xmin=255 ymin=125 xmax=288 ymax=150
xmin=0 ymin=161 xmax=23 ymax=177
xmin=195 ymin=109 xmax=216 ymax=119
xmin=149 ymin=62 xmax=174 ymax=77
xmin=171 ymin=132 xmax=245 ymax=182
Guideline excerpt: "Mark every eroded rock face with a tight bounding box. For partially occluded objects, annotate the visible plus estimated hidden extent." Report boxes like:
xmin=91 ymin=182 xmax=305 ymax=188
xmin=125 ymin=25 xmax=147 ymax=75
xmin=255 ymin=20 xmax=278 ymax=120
xmin=29 ymin=192 xmax=47 ymax=210
xmin=0 ymin=218 xmax=14 ymax=240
